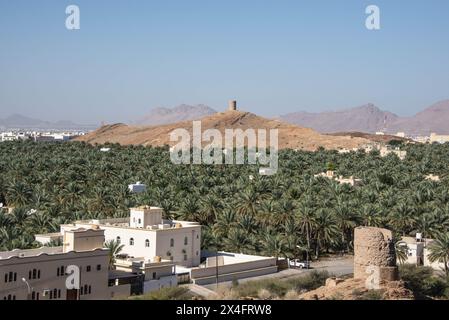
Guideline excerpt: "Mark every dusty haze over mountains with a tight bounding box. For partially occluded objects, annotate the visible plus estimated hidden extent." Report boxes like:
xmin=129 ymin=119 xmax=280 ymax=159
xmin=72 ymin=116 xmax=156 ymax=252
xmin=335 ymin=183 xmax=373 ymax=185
xmin=279 ymin=100 xmax=449 ymax=135
xmin=133 ymin=104 xmax=217 ymax=126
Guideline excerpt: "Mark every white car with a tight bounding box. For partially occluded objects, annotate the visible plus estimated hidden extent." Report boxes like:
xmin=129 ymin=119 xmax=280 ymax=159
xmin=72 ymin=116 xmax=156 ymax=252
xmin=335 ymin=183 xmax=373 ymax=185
xmin=289 ymin=259 xmax=310 ymax=269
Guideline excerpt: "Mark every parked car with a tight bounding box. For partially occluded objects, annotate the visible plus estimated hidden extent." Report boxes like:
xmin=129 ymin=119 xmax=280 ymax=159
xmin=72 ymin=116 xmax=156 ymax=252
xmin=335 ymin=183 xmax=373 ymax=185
xmin=289 ymin=259 xmax=310 ymax=269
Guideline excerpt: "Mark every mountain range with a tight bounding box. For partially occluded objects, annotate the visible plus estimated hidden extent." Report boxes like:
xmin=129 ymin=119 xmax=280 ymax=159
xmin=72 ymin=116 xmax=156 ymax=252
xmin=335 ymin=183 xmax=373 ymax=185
xmin=0 ymin=114 xmax=97 ymax=130
xmin=133 ymin=104 xmax=217 ymax=126
xmin=278 ymin=100 xmax=449 ymax=135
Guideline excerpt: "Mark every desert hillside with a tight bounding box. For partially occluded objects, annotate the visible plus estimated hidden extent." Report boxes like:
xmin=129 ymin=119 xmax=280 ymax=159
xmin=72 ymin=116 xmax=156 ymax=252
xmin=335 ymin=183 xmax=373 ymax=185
xmin=76 ymin=111 xmax=370 ymax=151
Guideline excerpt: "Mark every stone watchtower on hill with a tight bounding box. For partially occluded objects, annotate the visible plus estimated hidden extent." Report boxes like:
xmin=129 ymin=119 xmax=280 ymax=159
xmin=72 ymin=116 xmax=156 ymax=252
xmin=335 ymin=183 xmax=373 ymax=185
xmin=228 ymin=100 xmax=237 ymax=111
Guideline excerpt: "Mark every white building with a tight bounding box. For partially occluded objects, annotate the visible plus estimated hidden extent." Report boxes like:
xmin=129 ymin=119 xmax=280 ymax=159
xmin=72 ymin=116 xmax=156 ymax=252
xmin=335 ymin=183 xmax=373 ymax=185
xmin=400 ymin=235 xmax=447 ymax=272
xmin=128 ymin=182 xmax=147 ymax=194
xmin=60 ymin=206 xmax=202 ymax=268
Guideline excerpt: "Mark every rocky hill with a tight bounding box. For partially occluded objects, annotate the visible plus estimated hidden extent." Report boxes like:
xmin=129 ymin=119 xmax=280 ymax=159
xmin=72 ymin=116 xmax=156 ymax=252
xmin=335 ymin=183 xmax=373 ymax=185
xmin=76 ymin=110 xmax=370 ymax=151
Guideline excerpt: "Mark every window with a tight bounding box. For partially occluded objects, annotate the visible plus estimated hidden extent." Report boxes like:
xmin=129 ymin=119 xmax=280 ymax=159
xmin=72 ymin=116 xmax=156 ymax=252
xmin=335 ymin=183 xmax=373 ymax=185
xmin=86 ymin=265 xmax=91 ymax=272
xmin=88 ymin=286 xmax=92 ymax=294
xmin=184 ymin=254 xmax=188 ymax=261
xmin=60 ymin=266 xmax=64 ymax=276
xmin=50 ymin=291 xmax=53 ymax=299
xmin=80 ymin=287 xmax=83 ymax=295
xmin=57 ymin=268 xmax=60 ymax=277
xmin=196 ymin=234 xmax=199 ymax=239
xmin=58 ymin=290 xmax=61 ymax=298
xmin=170 ymin=238 xmax=174 ymax=247
xmin=8 ymin=272 xmax=13 ymax=282
xmin=138 ymin=218 xmax=141 ymax=224
xmin=152 ymin=272 xmax=156 ymax=279
xmin=4 ymin=274 xmax=7 ymax=283
xmin=36 ymin=292 xmax=40 ymax=300
xmin=13 ymin=273 xmax=16 ymax=282
xmin=31 ymin=292 xmax=36 ymax=300
xmin=116 ymin=236 xmax=121 ymax=244
xmin=96 ymin=264 xmax=102 ymax=271
xmin=37 ymin=270 xmax=41 ymax=279
xmin=129 ymin=238 xmax=134 ymax=246
xmin=53 ymin=289 xmax=57 ymax=299
xmin=184 ymin=237 xmax=188 ymax=245
xmin=32 ymin=269 xmax=37 ymax=279
xmin=145 ymin=239 xmax=150 ymax=247
xmin=196 ymin=251 xmax=199 ymax=256
xmin=28 ymin=271 xmax=31 ymax=280
xmin=84 ymin=285 xmax=88 ymax=294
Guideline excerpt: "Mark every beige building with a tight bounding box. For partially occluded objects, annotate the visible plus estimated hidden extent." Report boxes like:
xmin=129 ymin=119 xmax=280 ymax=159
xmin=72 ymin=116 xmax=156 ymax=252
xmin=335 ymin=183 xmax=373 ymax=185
xmin=430 ymin=133 xmax=449 ymax=144
xmin=59 ymin=206 xmax=202 ymax=268
xmin=0 ymin=228 xmax=109 ymax=300
xmin=424 ymin=174 xmax=440 ymax=182
xmin=379 ymin=146 xmax=407 ymax=160
xmin=314 ymin=170 xmax=362 ymax=186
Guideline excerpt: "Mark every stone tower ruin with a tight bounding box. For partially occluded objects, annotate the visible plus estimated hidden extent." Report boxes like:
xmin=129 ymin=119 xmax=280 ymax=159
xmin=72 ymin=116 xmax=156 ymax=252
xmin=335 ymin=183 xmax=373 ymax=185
xmin=354 ymin=226 xmax=399 ymax=282
xmin=228 ymin=100 xmax=237 ymax=111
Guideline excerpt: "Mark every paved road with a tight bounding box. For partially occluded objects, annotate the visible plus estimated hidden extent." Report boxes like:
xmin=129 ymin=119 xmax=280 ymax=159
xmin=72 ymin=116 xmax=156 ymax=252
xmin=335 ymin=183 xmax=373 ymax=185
xmin=201 ymin=257 xmax=354 ymax=291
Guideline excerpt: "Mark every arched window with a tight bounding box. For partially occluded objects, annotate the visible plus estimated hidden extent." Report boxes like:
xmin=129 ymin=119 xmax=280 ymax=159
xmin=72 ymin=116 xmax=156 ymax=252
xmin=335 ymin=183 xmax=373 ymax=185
xmin=32 ymin=269 xmax=37 ymax=279
xmin=4 ymin=274 xmax=7 ymax=283
xmin=88 ymin=285 xmax=92 ymax=294
xmin=7 ymin=294 xmax=11 ymax=300
xmin=58 ymin=290 xmax=61 ymax=298
xmin=53 ymin=289 xmax=57 ymax=299
xmin=129 ymin=238 xmax=134 ymax=246
xmin=13 ymin=273 xmax=16 ymax=282
xmin=28 ymin=270 xmax=31 ymax=279
xmin=31 ymin=292 xmax=35 ymax=300
xmin=145 ymin=239 xmax=150 ymax=247
xmin=84 ymin=285 xmax=88 ymax=294
xmin=37 ymin=270 xmax=41 ymax=279
xmin=36 ymin=292 xmax=40 ymax=300
xmin=8 ymin=272 xmax=12 ymax=282
xmin=170 ymin=239 xmax=174 ymax=247
xmin=116 ymin=236 xmax=121 ymax=244
xmin=60 ymin=266 xmax=64 ymax=276
xmin=184 ymin=237 xmax=188 ymax=245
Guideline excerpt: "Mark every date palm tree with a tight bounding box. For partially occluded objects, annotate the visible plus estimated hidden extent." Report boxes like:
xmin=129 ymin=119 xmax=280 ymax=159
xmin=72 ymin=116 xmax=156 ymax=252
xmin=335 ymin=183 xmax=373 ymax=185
xmin=105 ymin=239 xmax=124 ymax=270
xmin=427 ymin=232 xmax=449 ymax=275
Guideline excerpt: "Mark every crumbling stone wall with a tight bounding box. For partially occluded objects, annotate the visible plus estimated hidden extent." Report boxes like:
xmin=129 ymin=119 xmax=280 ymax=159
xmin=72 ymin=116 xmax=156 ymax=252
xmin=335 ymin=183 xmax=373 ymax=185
xmin=354 ymin=227 xmax=398 ymax=281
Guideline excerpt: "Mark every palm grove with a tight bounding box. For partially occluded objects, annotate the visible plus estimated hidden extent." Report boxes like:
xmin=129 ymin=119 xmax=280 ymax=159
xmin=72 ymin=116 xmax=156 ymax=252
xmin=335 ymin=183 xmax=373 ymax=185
xmin=1 ymin=140 xmax=449 ymax=273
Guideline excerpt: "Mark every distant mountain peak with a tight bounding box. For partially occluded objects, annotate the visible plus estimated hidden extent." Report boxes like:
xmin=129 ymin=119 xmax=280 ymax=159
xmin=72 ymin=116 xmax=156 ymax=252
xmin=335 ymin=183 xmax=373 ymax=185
xmin=279 ymin=100 xmax=449 ymax=135
xmin=134 ymin=104 xmax=217 ymax=126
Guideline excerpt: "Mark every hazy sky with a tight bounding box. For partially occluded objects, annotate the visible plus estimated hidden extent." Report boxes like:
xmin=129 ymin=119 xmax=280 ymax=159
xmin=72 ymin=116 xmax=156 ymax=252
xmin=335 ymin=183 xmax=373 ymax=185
xmin=1 ymin=0 xmax=448 ymax=124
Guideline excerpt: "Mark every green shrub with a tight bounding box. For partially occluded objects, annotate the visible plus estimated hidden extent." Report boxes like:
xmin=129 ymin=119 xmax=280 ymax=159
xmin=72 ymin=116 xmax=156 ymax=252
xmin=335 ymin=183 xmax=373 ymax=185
xmin=358 ymin=290 xmax=385 ymax=300
xmin=399 ymin=264 xmax=448 ymax=298
xmin=129 ymin=287 xmax=192 ymax=300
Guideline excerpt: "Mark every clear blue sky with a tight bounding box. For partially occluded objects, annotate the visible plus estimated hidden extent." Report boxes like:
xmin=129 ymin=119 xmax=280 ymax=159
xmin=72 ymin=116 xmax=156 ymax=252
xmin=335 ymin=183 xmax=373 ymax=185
xmin=1 ymin=0 xmax=448 ymax=123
